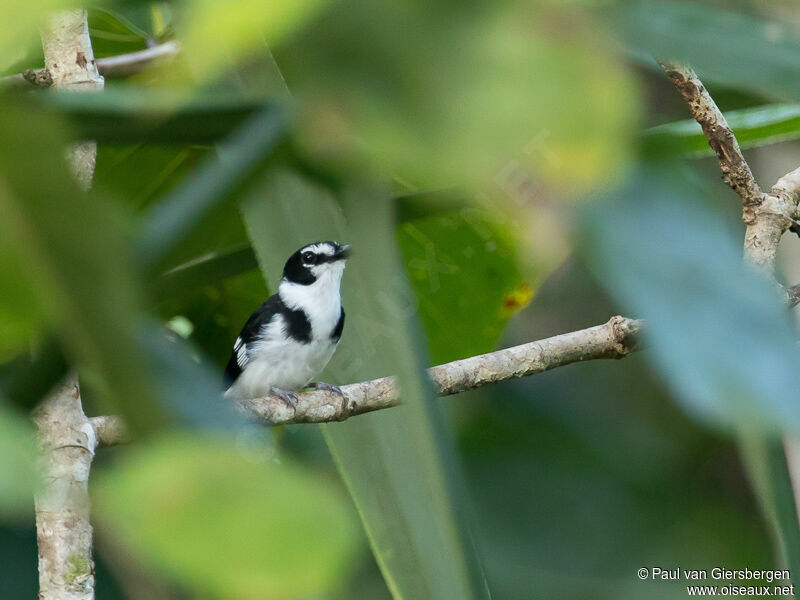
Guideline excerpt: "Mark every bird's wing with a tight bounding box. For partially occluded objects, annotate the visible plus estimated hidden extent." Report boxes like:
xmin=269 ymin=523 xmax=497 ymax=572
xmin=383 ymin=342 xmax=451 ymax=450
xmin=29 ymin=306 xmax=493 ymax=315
xmin=224 ymin=294 xmax=283 ymax=384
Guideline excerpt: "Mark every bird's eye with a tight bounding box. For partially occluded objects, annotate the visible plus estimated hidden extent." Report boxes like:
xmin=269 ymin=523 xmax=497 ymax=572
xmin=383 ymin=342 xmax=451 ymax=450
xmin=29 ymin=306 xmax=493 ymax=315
xmin=302 ymin=251 xmax=316 ymax=264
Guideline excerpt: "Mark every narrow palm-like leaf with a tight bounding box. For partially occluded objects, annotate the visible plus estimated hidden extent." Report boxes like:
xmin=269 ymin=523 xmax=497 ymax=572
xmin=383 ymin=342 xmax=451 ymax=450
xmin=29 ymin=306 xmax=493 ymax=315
xmin=240 ymin=168 xmax=491 ymax=599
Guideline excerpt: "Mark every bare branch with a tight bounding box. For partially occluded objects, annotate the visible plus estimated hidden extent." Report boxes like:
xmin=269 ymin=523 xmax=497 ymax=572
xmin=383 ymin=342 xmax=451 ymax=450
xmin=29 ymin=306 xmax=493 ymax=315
xmin=0 ymin=41 xmax=180 ymax=90
xmin=35 ymin=10 xmax=103 ymax=600
xmin=92 ymin=316 xmax=642 ymax=444
xmin=658 ymin=61 xmax=763 ymax=209
xmin=34 ymin=377 xmax=97 ymax=600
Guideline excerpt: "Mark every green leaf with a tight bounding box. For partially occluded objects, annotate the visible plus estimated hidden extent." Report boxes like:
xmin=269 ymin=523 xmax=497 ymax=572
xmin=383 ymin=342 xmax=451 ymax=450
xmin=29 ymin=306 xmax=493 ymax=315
xmin=397 ymin=206 xmax=528 ymax=364
xmin=241 ymin=168 xmax=491 ymax=599
xmin=135 ymin=103 xmax=288 ymax=274
xmin=739 ymin=433 xmax=800 ymax=579
xmin=93 ymin=433 xmax=360 ymax=599
xmin=614 ymin=0 xmax=800 ymax=100
xmin=644 ymin=104 xmax=800 ymax=157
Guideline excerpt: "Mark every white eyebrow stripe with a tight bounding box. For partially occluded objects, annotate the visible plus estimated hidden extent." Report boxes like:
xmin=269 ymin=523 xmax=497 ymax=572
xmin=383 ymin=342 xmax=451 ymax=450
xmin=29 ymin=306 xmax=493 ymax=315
xmin=304 ymin=242 xmax=335 ymax=256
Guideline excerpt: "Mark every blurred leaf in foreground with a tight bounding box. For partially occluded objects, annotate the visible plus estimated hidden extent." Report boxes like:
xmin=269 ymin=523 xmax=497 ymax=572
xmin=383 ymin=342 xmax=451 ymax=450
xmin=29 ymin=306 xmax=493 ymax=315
xmin=581 ymin=164 xmax=800 ymax=432
xmin=280 ymin=1 xmax=637 ymax=193
xmin=179 ymin=0 xmax=328 ymax=84
xmin=93 ymin=433 xmax=360 ymax=599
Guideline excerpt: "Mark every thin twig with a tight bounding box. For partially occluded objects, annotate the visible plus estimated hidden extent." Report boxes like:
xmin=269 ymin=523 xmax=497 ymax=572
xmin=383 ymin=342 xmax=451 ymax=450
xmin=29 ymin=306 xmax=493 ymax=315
xmin=658 ymin=61 xmax=763 ymax=209
xmin=90 ymin=316 xmax=643 ymax=444
xmin=0 ymin=40 xmax=180 ymax=90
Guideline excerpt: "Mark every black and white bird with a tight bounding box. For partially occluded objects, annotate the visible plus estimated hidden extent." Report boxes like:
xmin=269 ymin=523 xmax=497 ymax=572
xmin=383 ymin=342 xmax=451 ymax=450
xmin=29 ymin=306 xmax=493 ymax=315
xmin=224 ymin=241 xmax=349 ymax=406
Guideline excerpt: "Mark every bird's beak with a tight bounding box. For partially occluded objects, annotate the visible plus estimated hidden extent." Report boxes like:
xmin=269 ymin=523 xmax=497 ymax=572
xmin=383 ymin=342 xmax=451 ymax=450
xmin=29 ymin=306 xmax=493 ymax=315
xmin=336 ymin=244 xmax=351 ymax=260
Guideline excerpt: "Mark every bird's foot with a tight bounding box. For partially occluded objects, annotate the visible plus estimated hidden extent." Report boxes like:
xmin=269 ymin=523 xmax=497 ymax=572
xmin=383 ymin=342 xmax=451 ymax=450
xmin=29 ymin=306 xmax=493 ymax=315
xmin=269 ymin=387 xmax=299 ymax=413
xmin=309 ymin=381 xmax=343 ymax=396
xmin=309 ymin=382 xmax=352 ymax=420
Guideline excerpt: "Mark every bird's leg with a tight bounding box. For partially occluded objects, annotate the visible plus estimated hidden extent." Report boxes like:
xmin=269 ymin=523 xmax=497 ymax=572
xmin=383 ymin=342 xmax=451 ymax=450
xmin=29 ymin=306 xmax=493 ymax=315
xmin=269 ymin=387 xmax=299 ymax=412
xmin=308 ymin=382 xmax=352 ymax=419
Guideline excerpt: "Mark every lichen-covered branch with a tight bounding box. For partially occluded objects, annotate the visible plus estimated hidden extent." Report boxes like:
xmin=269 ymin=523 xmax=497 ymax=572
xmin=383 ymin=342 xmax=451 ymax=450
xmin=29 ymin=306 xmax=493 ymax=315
xmin=91 ymin=316 xmax=642 ymax=441
xmin=35 ymin=10 xmax=103 ymax=600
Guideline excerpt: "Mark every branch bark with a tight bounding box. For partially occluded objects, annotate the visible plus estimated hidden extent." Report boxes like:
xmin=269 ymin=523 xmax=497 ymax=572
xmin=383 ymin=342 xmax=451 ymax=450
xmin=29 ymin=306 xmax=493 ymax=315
xmin=0 ymin=41 xmax=180 ymax=89
xmin=660 ymin=61 xmax=800 ymax=523
xmin=658 ymin=62 xmax=800 ymax=275
xmin=35 ymin=9 xmax=103 ymax=600
xmin=90 ymin=316 xmax=642 ymax=443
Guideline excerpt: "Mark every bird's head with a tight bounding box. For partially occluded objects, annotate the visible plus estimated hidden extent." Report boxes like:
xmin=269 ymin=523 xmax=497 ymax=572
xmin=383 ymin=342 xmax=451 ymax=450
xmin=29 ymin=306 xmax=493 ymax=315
xmin=282 ymin=241 xmax=350 ymax=286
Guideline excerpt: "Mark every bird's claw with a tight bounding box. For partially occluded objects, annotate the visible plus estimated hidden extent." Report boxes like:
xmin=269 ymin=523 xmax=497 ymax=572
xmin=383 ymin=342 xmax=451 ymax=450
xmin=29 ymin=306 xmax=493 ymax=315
xmin=309 ymin=382 xmax=352 ymax=420
xmin=269 ymin=387 xmax=299 ymax=413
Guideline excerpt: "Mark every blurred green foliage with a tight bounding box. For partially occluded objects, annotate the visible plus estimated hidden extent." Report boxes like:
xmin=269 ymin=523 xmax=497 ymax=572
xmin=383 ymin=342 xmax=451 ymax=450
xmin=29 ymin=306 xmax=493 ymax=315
xmin=2 ymin=0 xmax=800 ymax=599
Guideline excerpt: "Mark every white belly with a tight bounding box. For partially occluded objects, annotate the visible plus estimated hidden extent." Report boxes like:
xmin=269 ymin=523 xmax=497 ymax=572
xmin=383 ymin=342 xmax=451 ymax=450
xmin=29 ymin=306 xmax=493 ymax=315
xmin=227 ymin=336 xmax=338 ymax=399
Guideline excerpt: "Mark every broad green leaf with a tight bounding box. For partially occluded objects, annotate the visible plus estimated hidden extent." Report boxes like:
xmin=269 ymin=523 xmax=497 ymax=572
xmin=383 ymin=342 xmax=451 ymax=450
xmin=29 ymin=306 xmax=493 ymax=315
xmin=581 ymin=165 xmax=800 ymax=431
xmin=0 ymin=400 xmax=38 ymax=514
xmin=739 ymin=433 xmax=800 ymax=580
xmin=135 ymin=103 xmax=287 ymax=274
xmin=613 ymin=0 xmax=800 ymax=100
xmin=93 ymin=433 xmax=360 ymax=599
xmin=644 ymin=104 xmax=800 ymax=157
xmin=397 ymin=207 xmax=529 ymax=363
xmin=241 ymin=168 xmax=491 ymax=599
xmin=279 ymin=1 xmax=636 ymax=193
